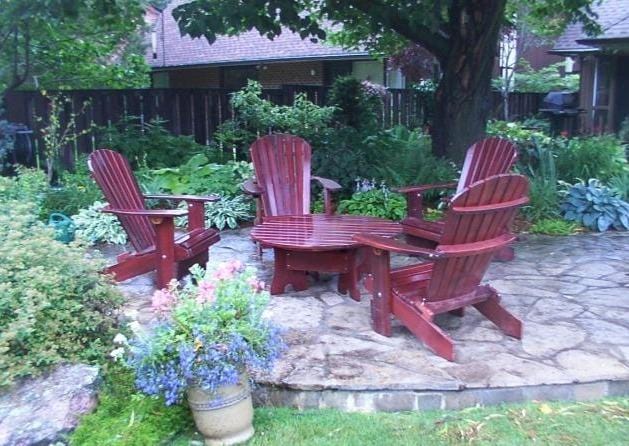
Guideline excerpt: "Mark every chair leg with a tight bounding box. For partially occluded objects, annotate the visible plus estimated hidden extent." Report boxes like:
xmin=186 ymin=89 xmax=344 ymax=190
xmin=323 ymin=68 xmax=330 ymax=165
xmin=153 ymin=218 xmax=177 ymax=289
xmin=393 ymin=298 xmax=455 ymax=361
xmin=474 ymin=292 xmax=522 ymax=339
xmin=103 ymin=252 xmax=156 ymax=283
xmin=369 ymin=249 xmax=392 ymax=337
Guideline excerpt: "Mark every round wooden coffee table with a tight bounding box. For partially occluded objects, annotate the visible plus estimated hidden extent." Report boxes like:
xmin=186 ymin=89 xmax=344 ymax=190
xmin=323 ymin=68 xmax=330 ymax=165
xmin=250 ymin=215 xmax=401 ymax=299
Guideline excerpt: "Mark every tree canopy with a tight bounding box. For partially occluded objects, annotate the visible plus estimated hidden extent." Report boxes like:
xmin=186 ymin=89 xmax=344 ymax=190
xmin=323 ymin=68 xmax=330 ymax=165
xmin=0 ymin=0 xmax=150 ymax=94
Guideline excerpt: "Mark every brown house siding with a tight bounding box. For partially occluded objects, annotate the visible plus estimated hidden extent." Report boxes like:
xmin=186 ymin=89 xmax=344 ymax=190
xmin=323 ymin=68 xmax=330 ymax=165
xmin=259 ymin=61 xmax=324 ymax=87
xmin=167 ymin=67 xmax=221 ymax=88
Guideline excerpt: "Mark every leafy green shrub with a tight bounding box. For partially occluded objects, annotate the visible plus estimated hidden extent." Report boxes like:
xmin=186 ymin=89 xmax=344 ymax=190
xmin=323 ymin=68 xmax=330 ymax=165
xmin=97 ymin=116 xmax=212 ymax=169
xmin=609 ymin=171 xmax=629 ymax=201
xmin=141 ymin=154 xmax=252 ymax=197
xmin=338 ymin=188 xmax=407 ymax=221
xmin=0 ymin=200 xmax=122 ymax=386
xmin=364 ymin=126 xmax=457 ymax=188
xmin=554 ymin=135 xmax=626 ymax=183
xmin=73 ymin=201 xmax=127 ymax=245
xmin=619 ymin=116 xmax=629 ymax=142
xmin=529 ymin=218 xmax=579 ymax=235
xmin=0 ymin=166 xmax=48 ymax=207
xmin=494 ymin=60 xmax=579 ymax=93
xmin=213 ymin=81 xmax=336 ymax=155
xmin=40 ymin=157 xmax=103 ymax=219
xmin=327 ymin=76 xmax=381 ymax=131
xmin=175 ymin=195 xmax=253 ymax=230
xmin=203 ymin=196 xmax=253 ymax=229
xmin=0 ymin=119 xmax=16 ymax=169
xmin=560 ymin=179 xmax=629 ymax=231
xmin=523 ymin=145 xmax=560 ymax=221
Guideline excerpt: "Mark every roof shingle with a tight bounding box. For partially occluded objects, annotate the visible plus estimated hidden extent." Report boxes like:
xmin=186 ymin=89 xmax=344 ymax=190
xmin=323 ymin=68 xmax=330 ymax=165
xmin=552 ymin=0 xmax=629 ymax=53
xmin=147 ymin=0 xmax=369 ymax=68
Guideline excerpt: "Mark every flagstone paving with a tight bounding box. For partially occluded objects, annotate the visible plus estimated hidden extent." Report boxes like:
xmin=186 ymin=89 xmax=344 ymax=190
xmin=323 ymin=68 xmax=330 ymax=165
xmin=112 ymin=230 xmax=629 ymax=410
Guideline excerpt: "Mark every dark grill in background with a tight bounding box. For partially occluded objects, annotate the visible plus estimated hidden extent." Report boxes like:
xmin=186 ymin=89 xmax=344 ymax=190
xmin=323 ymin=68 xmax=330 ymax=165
xmin=539 ymin=91 xmax=581 ymax=136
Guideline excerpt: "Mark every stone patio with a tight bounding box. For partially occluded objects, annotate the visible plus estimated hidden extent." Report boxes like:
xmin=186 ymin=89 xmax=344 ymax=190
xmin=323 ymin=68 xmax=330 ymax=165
xmin=114 ymin=229 xmax=629 ymax=411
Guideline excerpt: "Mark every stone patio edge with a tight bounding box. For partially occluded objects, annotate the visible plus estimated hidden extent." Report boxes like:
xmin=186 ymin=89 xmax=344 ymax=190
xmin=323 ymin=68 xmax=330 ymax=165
xmin=253 ymin=379 xmax=629 ymax=412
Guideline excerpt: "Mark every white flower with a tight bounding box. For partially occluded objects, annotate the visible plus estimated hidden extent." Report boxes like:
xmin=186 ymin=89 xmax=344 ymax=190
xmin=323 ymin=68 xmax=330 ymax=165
xmin=128 ymin=321 xmax=143 ymax=335
xmin=110 ymin=347 xmax=125 ymax=361
xmin=113 ymin=333 xmax=128 ymax=345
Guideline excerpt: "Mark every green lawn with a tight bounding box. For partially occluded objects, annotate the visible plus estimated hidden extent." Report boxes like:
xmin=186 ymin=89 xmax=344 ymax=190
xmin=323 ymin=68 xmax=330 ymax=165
xmin=71 ymin=368 xmax=629 ymax=446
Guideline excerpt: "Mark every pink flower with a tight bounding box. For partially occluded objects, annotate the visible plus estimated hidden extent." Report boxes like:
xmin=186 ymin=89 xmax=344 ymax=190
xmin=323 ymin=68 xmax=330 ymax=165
xmin=216 ymin=263 xmax=235 ymax=281
xmin=197 ymin=280 xmax=216 ymax=304
xmin=152 ymin=289 xmax=176 ymax=315
xmin=247 ymin=277 xmax=265 ymax=292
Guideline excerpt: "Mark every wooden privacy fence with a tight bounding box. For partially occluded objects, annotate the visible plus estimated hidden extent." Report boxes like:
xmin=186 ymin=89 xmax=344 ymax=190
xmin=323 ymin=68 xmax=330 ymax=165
xmin=3 ymin=87 xmax=545 ymax=169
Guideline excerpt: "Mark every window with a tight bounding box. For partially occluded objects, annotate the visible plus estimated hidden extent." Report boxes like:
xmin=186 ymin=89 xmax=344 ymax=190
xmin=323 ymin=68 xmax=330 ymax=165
xmin=222 ymin=66 xmax=258 ymax=90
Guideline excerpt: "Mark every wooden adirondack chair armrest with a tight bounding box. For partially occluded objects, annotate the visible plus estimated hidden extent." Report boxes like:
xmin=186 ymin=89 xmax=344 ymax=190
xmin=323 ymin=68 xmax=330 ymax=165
xmin=102 ymin=207 xmax=188 ymax=218
xmin=241 ymin=179 xmax=264 ymax=197
xmin=438 ymin=234 xmax=517 ymax=257
xmin=311 ymin=176 xmax=343 ymax=192
xmin=353 ymin=233 xmax=443 ymax=259
xmin=312 ymin=176 xmax=342 ymax=215
xmin=395 ymin=182 xmax=458 ymax=194
xmin=144 ymin=194 xmax=220 ymax=203
xmin=395 ymin=182 xmax=457 ymax=219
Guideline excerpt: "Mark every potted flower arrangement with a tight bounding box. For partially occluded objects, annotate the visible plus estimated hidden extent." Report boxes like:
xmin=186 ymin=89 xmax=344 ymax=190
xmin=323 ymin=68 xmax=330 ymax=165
xmin=118 ymin=260 xmax=284 ymax=446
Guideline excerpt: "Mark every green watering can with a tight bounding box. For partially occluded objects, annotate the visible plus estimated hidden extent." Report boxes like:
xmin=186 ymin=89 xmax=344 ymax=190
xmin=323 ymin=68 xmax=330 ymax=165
xmin=48 ymin=213 xmax=76 ymax=244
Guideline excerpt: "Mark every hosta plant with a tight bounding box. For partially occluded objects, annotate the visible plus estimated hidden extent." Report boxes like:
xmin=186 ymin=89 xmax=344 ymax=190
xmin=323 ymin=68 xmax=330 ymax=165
xmin=119 ymin=261 xmax=284 ymax=405
xmin=338 ymin=185 xmax=407 ymax=221
xmin=73 ymin=201 xmax=127 ymax=245
xmin=560 ymin=179 xmax=629 ymax=232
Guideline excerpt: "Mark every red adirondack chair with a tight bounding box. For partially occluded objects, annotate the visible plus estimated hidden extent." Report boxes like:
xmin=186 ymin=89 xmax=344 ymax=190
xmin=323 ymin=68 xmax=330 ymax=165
xmin=398 ymin=137 xmax=518 ymax=244
xmin=88 ymin=149 xmax=220 ymax=289
xmin=354 ymin=174 xmax=529 ymax=361
xmin=242 ymin=134 xmax=342 ymax=223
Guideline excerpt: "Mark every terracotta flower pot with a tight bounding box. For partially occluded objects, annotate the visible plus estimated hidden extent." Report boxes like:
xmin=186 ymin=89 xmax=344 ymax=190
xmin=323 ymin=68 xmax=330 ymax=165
xmin=187 ymin=377 xmax=254 ymax=446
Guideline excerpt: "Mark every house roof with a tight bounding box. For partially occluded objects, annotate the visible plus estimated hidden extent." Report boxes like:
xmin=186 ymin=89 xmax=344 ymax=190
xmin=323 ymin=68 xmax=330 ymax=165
xmin=551 ymin=0 xmax=629 ymax=54
xmin=147 ymin=0 xmax=370 ymax=69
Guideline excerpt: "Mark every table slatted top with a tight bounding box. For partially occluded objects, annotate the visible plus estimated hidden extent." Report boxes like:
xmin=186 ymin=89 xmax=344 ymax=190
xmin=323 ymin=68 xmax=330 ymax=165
xmin=251 ymin=215 xmax=401 ymax=251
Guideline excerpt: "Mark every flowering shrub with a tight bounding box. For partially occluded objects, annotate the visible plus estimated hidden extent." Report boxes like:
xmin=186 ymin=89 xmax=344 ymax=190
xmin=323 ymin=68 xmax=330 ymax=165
xmin=122 ymin=261 xmax=284 ymax=405
xmin=0 ymin=200 xmax=122 ymax=387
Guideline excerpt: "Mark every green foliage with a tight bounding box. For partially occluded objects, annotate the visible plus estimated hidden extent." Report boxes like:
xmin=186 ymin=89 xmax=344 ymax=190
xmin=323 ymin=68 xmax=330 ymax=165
xmin=311 ymin=127 xmax=371 ymax=191
xmin=618 ymin=116 xmax=629 ymax=142
xmin=364 ymin=126 xmax=457 ymax=188
xmin=327 ymin=76 xmax=380 ymax=132
xmin=609 ymin=171 xmax=629 ymax=201
xmin=0 ymin=166 xmax=48 ymax=206
xmin=560 ymin=179 xmax=629 ymax=231
xmin=39 ymin=158 xmax=103 ymax=219
xmin=523 ymin=145 xmax=561 ymax=221
xmin=529 ymin=218 xmax=579 ymax=235
xmin=493 ymin=60 xmax=580 ymax=93
xmin=338 ymin=188 xmax=407 ymax=221
xmin=69 ymin=366 xmax=193 ymax=446
xmin=73 ymin=201 xmax=127 ymax=245
xmin=0 ymin=119 xmax=15 ymax=168
xmin=203 ymin=196 xmax=253 ymax=230
xmin=0 ymin=199 xmax=122 ymax=387
xmin=175 ymin=196 xmax=254 ymax=230
xmin=213 ymin=81 xmax=336 ymax=155
xmin=36 ymin=91 xmax=92 ymax=183
xmin=554 ymin=135 xmax=627 ymax=183
xmin=0 ymin=0 xmax=147 ymax=92
xmin=141 ymin=154 xmax=253 ymax=197
xmin=98 ymin=117 xmax=212 ymax=170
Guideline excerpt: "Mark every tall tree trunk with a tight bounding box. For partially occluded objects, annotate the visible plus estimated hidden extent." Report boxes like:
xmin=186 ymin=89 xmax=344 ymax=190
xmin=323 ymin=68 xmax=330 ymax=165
xmin=431 ymin=0 xmax=506 ymax=163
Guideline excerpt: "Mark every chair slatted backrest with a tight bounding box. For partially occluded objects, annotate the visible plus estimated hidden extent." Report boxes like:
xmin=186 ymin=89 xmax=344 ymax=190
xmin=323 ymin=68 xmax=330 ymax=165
xmin=250 ymin=134 xmax=311 ymax=217
xmin=88 ymin=149 xmax=155 ymax=252
xmin=456 ymin=138 xmax=518 ymax=191
xmin=427 ymin=174 xmax=529 ymax=301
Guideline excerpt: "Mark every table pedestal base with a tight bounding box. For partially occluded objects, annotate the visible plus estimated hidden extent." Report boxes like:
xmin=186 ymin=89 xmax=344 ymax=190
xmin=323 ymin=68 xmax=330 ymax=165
xmin=271 ymin=248 xmax=366 ymax=301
